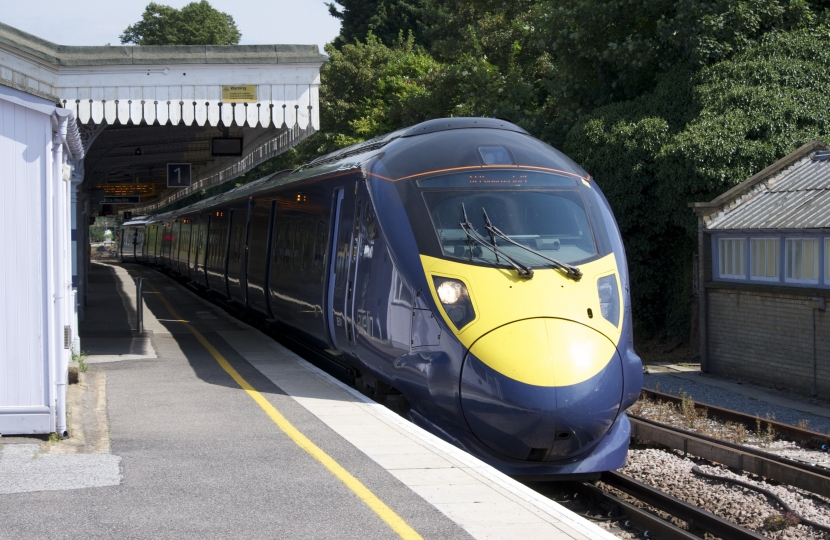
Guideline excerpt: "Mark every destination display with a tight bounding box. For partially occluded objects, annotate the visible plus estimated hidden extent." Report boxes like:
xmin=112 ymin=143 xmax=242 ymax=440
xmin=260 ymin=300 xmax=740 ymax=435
xmin=96 ymin=183 xmax=155 ymax=197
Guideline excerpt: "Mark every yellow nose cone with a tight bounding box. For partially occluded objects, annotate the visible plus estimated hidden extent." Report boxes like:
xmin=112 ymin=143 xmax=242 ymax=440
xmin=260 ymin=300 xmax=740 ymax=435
xmin=468 ymin=318 xmax=617 ymax=387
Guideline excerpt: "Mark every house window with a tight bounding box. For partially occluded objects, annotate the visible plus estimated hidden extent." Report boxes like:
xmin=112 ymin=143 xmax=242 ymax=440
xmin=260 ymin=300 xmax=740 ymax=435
xmin=718 ymin=238 xmax=746 ymax=278
xmin=750 ymin=238 xmax=779 ymax=280
xmin=785 ymin=238 xmax=819 ymax=283
xmin=826 ymin=238 xmax=830 ymax=281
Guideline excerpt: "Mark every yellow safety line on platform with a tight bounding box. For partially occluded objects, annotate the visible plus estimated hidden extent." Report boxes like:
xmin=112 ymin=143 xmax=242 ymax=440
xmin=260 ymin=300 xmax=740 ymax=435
xmin=140 ymin=276 xmax=423 ymax=540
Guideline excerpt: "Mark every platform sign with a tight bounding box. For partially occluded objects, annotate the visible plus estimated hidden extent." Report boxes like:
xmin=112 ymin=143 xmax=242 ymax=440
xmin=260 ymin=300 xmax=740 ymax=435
xmin=167 ymin=163 xmax=192 ymax=188
xmin=222 ymin=85 xmax=257 ymax=103
xmin=103 ymin=196 xmax=140 ymax=204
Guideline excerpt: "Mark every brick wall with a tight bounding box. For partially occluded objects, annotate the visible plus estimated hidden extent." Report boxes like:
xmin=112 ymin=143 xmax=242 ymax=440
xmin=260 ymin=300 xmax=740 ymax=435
xmin=708 ymin=289 xmax=830 ymax=395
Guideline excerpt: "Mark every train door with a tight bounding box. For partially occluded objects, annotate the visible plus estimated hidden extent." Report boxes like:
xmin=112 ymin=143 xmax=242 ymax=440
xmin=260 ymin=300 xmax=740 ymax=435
xmin=146 ymin=224 xmax=157 ymax=264
xmin=123 ymin=227 xmax=136 ymax=262
xmin=171 ymin=221 xmax=182 ymax=274
xmin=246 ymin=198 xmax=276 ymax=316
xmin=180 ymin=218 xmax=192 ymax=279
xmin=161 ymin=221 xmax=172 ymax=266
xmin=327 ymin=180 xmax=367 ymax=354
xmin=326 ymin=188 xmax=346 ymax=349
xmin=194 ymin=213 xmax=209 ymax=287
xmin=135 ymin=227 xmax=145 ymax=260
xmin=227 ymin=200 xmax=252 ymax=306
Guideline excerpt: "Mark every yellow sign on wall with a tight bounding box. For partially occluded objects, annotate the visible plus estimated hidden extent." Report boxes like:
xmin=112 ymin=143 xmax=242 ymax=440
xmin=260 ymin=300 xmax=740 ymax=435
xmin=222 ymin=85 xmax=258 ymax=103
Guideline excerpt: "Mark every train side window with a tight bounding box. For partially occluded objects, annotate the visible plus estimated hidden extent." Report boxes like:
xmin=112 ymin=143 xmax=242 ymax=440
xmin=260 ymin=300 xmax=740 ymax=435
xmin=293 ymin=221 xmax=304 ymax=269
xmin=303 ymin=221 xmax=314 ymax=270
xmin=283 ymin=221 xmax=293 ymax=268
xmin=313 ymin=220 xmax=326 ymax=273
xmin=365 ymin=204 xmax=378 ymax=240
xmin=272 ymin=221 xmax=283 ymax=268
xmin=352 ymin=199 xmax=362 ymax=262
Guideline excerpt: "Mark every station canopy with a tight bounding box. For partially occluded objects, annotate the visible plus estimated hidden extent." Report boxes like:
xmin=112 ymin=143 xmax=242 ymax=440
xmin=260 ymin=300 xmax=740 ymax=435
xmin=0 ymin=22 xmax=326 ymax=214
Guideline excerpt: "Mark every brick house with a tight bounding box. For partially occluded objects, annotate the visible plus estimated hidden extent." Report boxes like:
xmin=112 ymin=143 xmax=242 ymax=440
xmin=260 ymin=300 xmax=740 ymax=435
xmin=690 ymin=141 xmax=830 ymax=396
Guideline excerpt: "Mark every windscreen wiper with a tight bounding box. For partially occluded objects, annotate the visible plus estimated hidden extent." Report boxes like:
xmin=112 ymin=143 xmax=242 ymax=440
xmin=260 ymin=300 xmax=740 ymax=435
xmin=481 ymin=207 xmax=582 ymax=281
xmin=460 ymin=204 xmax=534 ymax=278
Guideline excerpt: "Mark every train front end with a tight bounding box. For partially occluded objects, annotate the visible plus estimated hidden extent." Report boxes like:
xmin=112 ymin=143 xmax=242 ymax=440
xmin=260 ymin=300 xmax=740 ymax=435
xmin=372 ymin=120 xmax=642 ymax=476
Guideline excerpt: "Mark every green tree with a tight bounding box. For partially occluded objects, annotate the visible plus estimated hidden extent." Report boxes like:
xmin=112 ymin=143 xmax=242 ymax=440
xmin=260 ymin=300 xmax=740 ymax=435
xmin=327 ymin=0 xmax=431 ymax=49
xmin=120 ymin=1 xmax=241 ymax=46
xmin=565 ymin=26 xmax=830 ymax=336
xmin=538 ymin=0 xmax=814 ymax=135
xmin=304 ymin=34 xmax=438 ymax=154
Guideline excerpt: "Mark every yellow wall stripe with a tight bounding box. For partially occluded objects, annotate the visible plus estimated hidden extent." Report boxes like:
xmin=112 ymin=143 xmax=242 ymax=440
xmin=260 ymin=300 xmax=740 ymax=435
xmin=141 ymin=277 xmax=423 ymax=540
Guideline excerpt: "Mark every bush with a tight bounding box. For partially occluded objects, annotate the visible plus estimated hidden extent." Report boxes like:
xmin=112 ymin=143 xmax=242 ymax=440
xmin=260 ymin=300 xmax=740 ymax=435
xmin=565 ymin=27 xmax=830 ymax=338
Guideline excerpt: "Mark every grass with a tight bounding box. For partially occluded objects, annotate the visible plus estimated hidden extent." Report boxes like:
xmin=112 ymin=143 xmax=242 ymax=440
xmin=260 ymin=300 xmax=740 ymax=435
xmin=755 ymin=415 xmax=777 ymax=446
xmin=763 ymin=512 xmax=801 ymax=531
xmin=630 ymin=390 xmax=770 ymax=445
xmin=72 ymin=350 xmax=89 ymax=373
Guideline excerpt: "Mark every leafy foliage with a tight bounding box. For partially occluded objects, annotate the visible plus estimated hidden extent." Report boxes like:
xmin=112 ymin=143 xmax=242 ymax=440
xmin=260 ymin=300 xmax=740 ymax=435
xmin=538 ymin=0 xmax=815 ymax=132
xmin=327 ymin=0 xmax=431 ymax=48
xmin=565 ymin=27 xmax=830 ymax=335
xmin=120 ymin=1 xmax=241 ymax=45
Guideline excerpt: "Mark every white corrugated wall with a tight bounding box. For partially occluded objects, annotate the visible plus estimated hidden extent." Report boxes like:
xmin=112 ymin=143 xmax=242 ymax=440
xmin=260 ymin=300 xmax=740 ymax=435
xmin=0 ymin=87 xmax=55 ymax=434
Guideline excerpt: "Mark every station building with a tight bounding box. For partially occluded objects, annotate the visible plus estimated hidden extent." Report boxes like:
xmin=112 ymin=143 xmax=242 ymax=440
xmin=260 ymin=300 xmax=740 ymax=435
xmin=0 ymin=22 xmax=325 ymax=435
xmin=691 ymin=141 xmax=830 ymax=395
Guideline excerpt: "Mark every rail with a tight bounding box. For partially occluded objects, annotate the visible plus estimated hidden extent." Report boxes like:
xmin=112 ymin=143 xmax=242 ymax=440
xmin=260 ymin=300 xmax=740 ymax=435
xmin=600 ymin=471 xmax=767 ymax=539
xmin=629 ymin=414 xmax=830 ymax=498
xmin=641 ymin=388 xmax=830 ymax=446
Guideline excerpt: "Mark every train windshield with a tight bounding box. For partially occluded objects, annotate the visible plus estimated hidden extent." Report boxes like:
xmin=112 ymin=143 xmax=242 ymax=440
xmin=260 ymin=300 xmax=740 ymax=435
xmin=418 ymin=171 xmax=599 ymax=266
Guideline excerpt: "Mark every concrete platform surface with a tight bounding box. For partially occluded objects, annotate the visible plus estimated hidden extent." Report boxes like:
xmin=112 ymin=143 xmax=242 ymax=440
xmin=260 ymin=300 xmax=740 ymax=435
xmin=0 ymin=262 xmax=614 ymax=540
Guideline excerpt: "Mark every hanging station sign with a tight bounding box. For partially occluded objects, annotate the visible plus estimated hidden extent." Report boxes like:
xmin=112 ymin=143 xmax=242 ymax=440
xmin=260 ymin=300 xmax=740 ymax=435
xmin=103 ymin=196 xmax=141 ymax=204
xmin=96 ymin=184 xmax=155 ymax=197
xmin=167 ymin=163 xmax=192 ymax=188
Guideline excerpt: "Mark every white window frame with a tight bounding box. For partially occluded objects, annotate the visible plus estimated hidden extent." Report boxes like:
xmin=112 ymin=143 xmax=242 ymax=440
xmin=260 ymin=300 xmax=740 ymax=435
xmin=717 ymin=237 xmax=747 ymax=279
xmin=785 ymin=237 xmax=820 ymax=284
xmin=825 ymin=237 xmax=830 ymax=283
xmin=749 ymin=237 xmax=780 ymax=282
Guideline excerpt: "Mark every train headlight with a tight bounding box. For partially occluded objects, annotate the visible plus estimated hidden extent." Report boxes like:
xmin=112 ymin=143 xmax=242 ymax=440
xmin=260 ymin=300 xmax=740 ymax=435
xmin=433 ymin=277 xmax=476 ymax=330
xmin=597 ymin=275 xmax=620 ymax=327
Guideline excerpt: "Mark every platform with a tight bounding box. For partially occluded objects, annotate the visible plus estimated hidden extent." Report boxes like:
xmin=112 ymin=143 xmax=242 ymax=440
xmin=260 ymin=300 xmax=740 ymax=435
xmin=0 ymin=262 xmax=615 ymax=540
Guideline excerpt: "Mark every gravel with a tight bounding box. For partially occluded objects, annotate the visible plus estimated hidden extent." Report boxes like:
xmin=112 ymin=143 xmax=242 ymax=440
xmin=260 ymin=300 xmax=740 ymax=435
xmin=644 ymin=373 xmax=830 ymax=435
xmin=0 ymin=443 xmax=121 ymax=494
xmin=619 ymin=448 xmax=830 ymax=539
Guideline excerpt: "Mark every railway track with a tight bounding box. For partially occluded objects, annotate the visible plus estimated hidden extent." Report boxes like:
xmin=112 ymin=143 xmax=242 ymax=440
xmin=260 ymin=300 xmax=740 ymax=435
xmin=629 ymin=414 xmax=830 ymax=497
xmin=552 ymin=393 xmax=830 ymax=539
xmin=641 ymin=388 xmax=830 ymax=447
xmin=584 ymin=471 xmax=768 ymax=539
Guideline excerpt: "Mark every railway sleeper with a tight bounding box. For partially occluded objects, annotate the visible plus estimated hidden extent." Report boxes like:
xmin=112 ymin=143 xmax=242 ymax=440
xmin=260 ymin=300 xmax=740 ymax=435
xmin=576 ymin=482 xmax=700 ymax=540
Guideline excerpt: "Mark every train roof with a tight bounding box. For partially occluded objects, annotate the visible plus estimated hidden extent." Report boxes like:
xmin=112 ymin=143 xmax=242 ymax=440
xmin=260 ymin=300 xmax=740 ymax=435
xmin=155 ymin=117 xmax=589 ymax=218
xmin=121 ymin=216 xmax=151 ymax=227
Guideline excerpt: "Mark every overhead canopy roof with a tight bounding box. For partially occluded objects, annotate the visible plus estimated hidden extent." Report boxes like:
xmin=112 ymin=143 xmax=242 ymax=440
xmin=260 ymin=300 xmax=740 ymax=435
xmin=0 ymin=22 xmax=326 ymax=213
xmin=691 ymin=141 xmax=830 ymax=231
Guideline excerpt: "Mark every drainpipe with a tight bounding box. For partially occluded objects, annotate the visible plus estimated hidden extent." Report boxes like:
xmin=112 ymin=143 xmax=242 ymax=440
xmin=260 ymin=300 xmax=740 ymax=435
xmin=52 ymin=111 xmax=71 ymax=439
xmin=70 ymin=163 xmax=84 ymax=353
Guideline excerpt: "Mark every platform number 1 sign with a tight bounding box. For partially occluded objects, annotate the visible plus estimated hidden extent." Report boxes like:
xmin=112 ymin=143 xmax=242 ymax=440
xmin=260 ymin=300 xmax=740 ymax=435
xmin=167 ymin=163 xmax=192 ymax=188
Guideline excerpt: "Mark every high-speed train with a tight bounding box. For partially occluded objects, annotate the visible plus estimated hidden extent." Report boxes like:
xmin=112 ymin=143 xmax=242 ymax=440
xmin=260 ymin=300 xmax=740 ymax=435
xmin=120 ymin=117 xmax=643 ymax=477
